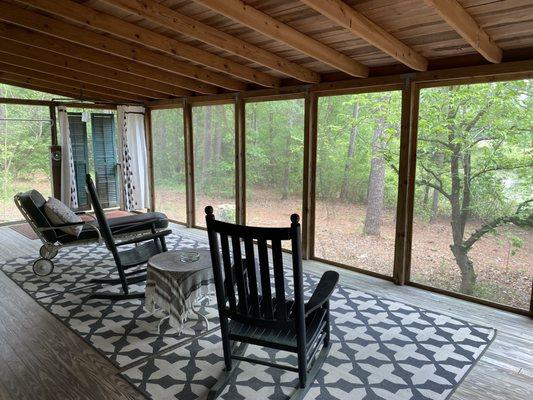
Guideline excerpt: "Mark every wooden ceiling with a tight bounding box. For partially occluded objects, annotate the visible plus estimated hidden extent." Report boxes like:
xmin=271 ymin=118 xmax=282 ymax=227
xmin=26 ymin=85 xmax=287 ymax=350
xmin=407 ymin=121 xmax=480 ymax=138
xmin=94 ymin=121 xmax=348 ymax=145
xmin=0 ymin=0 xmax=532 ymax=103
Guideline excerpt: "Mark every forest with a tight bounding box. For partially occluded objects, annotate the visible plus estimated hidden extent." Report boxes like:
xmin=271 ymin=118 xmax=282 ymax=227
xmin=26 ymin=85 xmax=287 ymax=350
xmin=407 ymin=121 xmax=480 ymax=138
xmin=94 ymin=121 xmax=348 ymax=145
xmin=2 ymin=80 xmax=532 ymax=310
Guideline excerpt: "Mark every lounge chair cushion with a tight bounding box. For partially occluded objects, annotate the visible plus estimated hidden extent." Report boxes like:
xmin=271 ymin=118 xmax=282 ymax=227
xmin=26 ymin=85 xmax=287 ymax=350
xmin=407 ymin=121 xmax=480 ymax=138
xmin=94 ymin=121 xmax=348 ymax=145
xmin=59 ymin=211 xmax=169 ymax=243
xmin=44 ymin=197 xmax=83 ymax=237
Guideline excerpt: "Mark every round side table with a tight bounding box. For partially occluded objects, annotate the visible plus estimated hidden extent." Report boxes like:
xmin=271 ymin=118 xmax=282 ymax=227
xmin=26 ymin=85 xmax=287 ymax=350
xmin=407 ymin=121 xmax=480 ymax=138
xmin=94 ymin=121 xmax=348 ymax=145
xmin=145 ymin=249 xmax=214 ymax=333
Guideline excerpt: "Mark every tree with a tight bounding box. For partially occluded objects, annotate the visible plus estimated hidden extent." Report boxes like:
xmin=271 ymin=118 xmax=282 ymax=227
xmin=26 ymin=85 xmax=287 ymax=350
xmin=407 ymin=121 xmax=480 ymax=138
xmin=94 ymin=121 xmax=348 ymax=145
xmin=416 ymin=81 xmax=533 ymax=294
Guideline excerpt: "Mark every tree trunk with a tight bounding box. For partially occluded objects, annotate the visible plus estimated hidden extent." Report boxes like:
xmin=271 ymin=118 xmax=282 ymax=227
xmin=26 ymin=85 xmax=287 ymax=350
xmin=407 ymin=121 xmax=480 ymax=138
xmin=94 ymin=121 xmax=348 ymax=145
xmin=364 ymin=117 xmax=386 ymax=236
xmin=281 ymin=113 xmax=293 ymax=200
xmin=201 ymin=106 xmax=212 ymax=185
xmin=339 ymin=102 xmax=359 ymax=201
xmin=423 ymin=185 xmax=430 ymax=206
xmin=430 ymin=153 xmax=444 ymax=223
xmin=213 ymin=107 xmax=223 ymax=164
xmin=450 ymin=243 xmax=477 ymax=295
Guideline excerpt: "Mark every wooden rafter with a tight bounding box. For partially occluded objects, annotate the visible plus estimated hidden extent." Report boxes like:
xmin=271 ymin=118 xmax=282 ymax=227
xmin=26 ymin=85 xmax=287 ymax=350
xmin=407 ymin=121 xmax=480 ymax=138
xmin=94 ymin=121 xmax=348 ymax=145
xmin=0 ymin=3 xmax=244 ymax=91
xmin=107 ymin=0 xmax=321 ymax=83
xmin=424 ymin=0 xmax=502 ymax=63
xmin=0 ymin=48 xmax=167 ymax=100
xmin=0 ymin=62 xmax=142 ymax=102
xmin=193 ymin=0 xmax=369 ymax=78
xmin=21 ymin=0 xmax=280 ymax=88
xmin=0 ymin=72 xmax=130 ymax=103
xmin=0 ymin=38 xmax=186 ymax=98
xmin=300 ymin=0 xmax=428 ymax=71
xmin=0 ymin=22 xmax=214 ymax=95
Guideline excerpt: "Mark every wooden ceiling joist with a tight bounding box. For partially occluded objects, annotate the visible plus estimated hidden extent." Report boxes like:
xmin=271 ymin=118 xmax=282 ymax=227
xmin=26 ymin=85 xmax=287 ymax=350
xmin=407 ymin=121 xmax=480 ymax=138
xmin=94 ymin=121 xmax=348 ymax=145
xmin=0 ymin=44 xmax=168 ymax=100
xmin=300 ymin=0 xmax=428 ymax=71
xmin=193 ymin=0 xmax=369 ymax=78
xmin=0 ymin=62 xmax=142 ymax=102
xmin=21 ymin=0 xmax=280 ymax=88
xmin=107 ymin=0 xmax=321 ymax=83
xmin=0 ymin=72 xmax=130 ymax=103
xmin=0 ymin=3 xmax=243 ymax=92
xmin=424 ymin=0 xmax=503 ymax=63
xmin=0 ymin=22 xmax=212 ymax=95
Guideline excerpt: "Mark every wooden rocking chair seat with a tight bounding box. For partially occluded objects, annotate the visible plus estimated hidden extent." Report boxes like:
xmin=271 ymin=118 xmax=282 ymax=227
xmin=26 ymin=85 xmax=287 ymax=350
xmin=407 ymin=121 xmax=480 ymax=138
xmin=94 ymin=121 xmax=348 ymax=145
xmin=228 ymin=304 xmax=328 ymax=351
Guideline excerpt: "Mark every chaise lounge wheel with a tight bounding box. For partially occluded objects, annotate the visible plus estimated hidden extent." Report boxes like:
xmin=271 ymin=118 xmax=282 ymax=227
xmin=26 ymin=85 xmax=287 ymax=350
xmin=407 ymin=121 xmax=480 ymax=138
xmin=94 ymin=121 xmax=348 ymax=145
xmin=33 ymin=258 xmax=54 ymax=276
xmin=39 ymin=243 xmax=58 ymax=259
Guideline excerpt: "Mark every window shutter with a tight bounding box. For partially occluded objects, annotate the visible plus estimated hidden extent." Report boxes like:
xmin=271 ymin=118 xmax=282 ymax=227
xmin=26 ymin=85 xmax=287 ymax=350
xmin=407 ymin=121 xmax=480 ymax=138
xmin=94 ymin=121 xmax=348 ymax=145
xmin=67 ymin=113 xmax=89 ymax=208
xmin=91 ymin=113 xmax=119 ymax=208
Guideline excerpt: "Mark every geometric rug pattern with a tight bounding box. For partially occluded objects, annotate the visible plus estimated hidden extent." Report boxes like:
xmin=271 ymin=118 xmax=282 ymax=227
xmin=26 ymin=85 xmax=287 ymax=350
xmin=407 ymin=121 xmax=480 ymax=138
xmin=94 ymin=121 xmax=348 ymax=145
xmin=121 ymin=272 xmax=496 ymax=400
xmin=1 ymin=231 xmax=495 ymax=399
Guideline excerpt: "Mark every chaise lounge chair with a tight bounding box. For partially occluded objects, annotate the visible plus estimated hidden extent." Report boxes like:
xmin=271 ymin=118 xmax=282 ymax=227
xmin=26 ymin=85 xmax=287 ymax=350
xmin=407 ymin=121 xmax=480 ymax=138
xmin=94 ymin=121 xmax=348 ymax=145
xmin=14 ymin=187 xmax=169 ymax=276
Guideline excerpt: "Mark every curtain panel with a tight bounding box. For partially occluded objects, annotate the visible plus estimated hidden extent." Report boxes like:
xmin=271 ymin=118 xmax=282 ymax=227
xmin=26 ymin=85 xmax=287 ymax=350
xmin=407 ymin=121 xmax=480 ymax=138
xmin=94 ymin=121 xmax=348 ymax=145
xmin=57 ymin=106 xmax=79 ymax=208
xmin=117 ymin=105 xmax=150 ymax=211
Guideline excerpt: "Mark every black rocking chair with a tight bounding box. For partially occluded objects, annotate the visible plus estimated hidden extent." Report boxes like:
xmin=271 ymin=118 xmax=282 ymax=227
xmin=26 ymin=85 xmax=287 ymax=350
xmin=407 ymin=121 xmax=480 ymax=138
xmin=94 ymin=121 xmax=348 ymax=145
xmin=86 ymin=174 xmax=171 ymax=300
xmin=205 ymin=206 xmax=339 ymax=400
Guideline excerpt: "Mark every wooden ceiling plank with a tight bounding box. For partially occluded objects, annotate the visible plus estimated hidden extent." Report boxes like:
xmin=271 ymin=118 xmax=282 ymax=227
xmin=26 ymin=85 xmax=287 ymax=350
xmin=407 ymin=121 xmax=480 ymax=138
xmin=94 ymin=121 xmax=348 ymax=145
xmin=424 ymin=0 xmax=503 ymax=63
xmin=300 ymin=0 xmax=428 ymax=71
xmin=193 ymin=0 xmax=369 ymax=77
xmin=0 ymin=22 xmax=212 ymax=95
xmin=107 ymin=0 xmax=321 ymax=83
xmin=0 ymin=62 xmax=142 ymax=102
xmin=0 ymin=3 xmax=242 ymax=92
xmin=0 ymin=46 xmax=166 ymax=100
xmin=21 ymin=0 xmax=279 ymax=88
xmin=0 ymin=72 xmax=130 ymax=103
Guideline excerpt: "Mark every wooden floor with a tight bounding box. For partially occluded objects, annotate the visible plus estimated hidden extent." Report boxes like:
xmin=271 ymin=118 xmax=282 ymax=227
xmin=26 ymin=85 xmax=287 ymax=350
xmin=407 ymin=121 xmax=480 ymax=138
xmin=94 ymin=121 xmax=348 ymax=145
xmin=0 ymin=223 xmax=531 ymax=400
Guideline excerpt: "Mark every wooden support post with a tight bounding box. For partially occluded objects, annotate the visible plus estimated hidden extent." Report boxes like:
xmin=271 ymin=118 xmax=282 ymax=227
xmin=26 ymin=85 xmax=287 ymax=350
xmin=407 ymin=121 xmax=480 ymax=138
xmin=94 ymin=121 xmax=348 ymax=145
xmin=235 ymin=94 xmax=246 ymax=225
xmin=183 ymin=99 xmax=195 ymax=228
xmin=393 ymin=76 xmax=420 ymax=285
xmin=49 ymin=104 xmax=61 ymax=199
xmin=302 ymin=90 xmax=318 ymax=260
xmin=144 ymin=108 xmax=156 ymax=212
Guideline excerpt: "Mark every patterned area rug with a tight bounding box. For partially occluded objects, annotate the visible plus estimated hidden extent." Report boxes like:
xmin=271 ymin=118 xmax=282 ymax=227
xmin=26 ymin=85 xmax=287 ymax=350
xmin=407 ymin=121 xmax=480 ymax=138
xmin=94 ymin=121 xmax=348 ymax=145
xmin=1 ymin=231 xmax=495 ymax=399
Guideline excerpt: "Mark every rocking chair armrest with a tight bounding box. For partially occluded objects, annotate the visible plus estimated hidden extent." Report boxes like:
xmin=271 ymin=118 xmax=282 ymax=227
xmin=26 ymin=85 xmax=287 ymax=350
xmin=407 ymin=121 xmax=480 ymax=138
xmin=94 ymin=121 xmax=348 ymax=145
xmin=305 ymin=270 xmax=339 ymax=316
xmin=109 ymin=218 xmax=168 ymax=235
xmin=115 ymin=229 xmax=172 ymax=247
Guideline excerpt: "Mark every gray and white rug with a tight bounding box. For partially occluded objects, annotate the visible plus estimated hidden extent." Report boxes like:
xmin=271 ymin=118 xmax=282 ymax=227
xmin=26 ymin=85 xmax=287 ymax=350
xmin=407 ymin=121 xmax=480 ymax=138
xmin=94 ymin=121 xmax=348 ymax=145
xmin=1 ymin=231 xmax=495 ymax=399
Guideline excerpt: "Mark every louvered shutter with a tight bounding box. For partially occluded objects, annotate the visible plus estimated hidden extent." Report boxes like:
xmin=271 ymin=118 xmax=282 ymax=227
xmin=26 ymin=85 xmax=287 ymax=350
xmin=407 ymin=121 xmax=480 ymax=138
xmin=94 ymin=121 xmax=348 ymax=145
xmin=91 ymin=113 xmax=119 ymax=208
xmin=67 ymin=113 xmax=89 ymax=208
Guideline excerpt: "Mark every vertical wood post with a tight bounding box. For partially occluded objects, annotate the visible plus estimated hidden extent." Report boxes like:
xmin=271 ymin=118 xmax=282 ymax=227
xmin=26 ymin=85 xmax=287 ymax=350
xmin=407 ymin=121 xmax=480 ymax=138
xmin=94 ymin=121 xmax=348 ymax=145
xmin=235 ymin=94 xmax=246 ymax=225
xmin=302 ymin=90 xmax=318 ymax=260
xmin=183 ymin=99 xmax=195 ymax=228
xmin=49 ymin=104 xmax=61 ymax=199
xmin=393 ymin=76 xmax=420 ymax=285
xmin=144 ymin=108 xmax=156 ymax=212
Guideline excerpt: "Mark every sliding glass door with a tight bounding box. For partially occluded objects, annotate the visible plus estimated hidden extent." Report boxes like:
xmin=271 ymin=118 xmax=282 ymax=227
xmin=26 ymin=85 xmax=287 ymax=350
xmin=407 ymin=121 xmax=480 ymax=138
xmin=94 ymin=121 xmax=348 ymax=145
xmin=410 ymin=80 xmax=532 ymax=310
xmin=314 ymin=91 xmax=401 ymax=277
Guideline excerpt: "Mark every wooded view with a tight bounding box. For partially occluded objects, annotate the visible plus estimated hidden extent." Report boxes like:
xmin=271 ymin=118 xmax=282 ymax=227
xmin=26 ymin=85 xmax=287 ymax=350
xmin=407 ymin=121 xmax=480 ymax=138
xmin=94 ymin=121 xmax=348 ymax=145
xmin=2 ymin=80 xmax=531 ymax=310
xmin=0 ymin=84 xmax=52 ymax=222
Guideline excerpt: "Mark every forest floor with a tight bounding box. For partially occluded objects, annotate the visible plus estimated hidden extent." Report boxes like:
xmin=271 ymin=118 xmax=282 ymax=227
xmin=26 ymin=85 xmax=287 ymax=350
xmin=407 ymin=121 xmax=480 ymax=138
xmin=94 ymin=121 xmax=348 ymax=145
xmin=133 ymin=186 xmax=533 ymax=311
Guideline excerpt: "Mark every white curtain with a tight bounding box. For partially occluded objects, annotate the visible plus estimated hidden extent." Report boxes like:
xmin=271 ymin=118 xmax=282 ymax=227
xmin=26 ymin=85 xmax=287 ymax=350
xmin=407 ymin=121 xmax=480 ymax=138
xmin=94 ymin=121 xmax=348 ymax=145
xmin=117 ymin=105 xmax=150 ymax=211
xmin=57 ymin=106 xmax=78 ymax=208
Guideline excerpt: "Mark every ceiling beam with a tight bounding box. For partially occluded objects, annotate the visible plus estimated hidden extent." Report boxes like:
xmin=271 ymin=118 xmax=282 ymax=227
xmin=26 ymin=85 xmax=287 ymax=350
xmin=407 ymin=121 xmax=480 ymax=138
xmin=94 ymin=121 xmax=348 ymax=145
xmin=193 ymin=0 xmax=369 ymax=78
xmin=0 ymin=72 xmax=130 ymax=103
xmin=0 ymin=22 xmax=215 ymax=95
xmin=21 ymin=0 xmax=279 ymax=88
xmin=0 ymin=3 xmax=243 ymax=92
xmin=0 ymin=47 xmax=167 ymax=100
xmin=300 ymin=0 xmax=428 ymax=71
xmin=107 ymin=0 xmax=320 ymax=83
xmin=0 ymin=38 xmax=186 ymax=98
xmin=424 ymin=0 xmax=502 ymax=63
xmin=0 ymin=62 xmax=142 ymax=102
